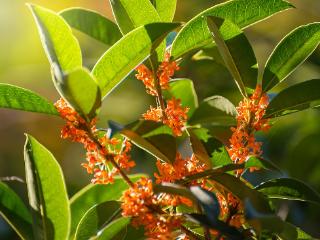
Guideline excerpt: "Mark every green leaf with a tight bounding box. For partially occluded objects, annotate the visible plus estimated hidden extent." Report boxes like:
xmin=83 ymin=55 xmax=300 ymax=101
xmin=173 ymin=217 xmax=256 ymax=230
xmin=96 ymin=217 xmax=130 ymax=240
xmin=189 ymin=95 xmax=237 ymax=125
xmin=75 ymin=201 xmax=121 ymax=240
xmin=0 ymin=83 xmax=58 ymax=115
xmin=121 ymin=129 xmax=176 ymax=164
xmin=245 ymin=157 xmax=281 ymax=172
xmin=70 ymin=175 xmax=144 ymax=238
xmin=151 ymin=0 xmax=177 ymax=22
xmin=0 ymin=182 xmax=33 ymax=240
xmin=255 ymin=178 xmax=320 ymax=205
xmin=263 ymin=23 xmax=320 ymax=92
xmin=92 ymin=22 xmax=180 ymax=98
xmin=248 ymin=217 xmax=314 ymax=240
xmin=187 ymin=129 xmax=212 ymax=167
xmin=54 ymin=68 xmax=101 ymax=119
xmin=28 ymin=4 xmax=82 ymax=75
xmin=210 ymin=173 xmax=271 ymax=213
xmin=163 ymin=78 xmax=198 ymax=117
xmin=153 ymin=183 xmax=197 ymax=203
xmin=171 ymin=0 xmax=293 ymax=59
xmin=60 ymin=8 xmax=122 ymax=46
xmin=265 ymin=79 xmax=320 ymax=118
xmin=109 ymin=0 xmax=160 ymax=34
xmin=24 ymin=134 xmax=70 ymax=240
xmin=207 ymin=17 xmax=257 ymax=96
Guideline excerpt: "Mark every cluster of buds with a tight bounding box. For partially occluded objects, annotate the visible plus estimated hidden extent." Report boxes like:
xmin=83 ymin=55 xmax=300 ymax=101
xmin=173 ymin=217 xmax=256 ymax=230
xmin=121 ymin=177 xmax=183 ymax=239
xmin=227 ymin=85 xmax=270 ymax=175
xmin=54 ymin=98 xmax=135 ymax=184
xmin=136 ymin=53 xmax=188 ymax=136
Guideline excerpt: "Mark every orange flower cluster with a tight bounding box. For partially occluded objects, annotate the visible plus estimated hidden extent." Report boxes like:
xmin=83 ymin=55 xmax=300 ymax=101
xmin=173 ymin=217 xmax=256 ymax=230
xmin=135 ymin=53 xmax=180 ymax=96
xmin=121 ymin=177 xmax=182 ymax=239
xmin=143 ymin=98 xmax=189 ymax=136
xmin=155 ymin=153 xmax=206 ymax=184
xmin=54 ymin=98 xmax=135 ymax=184
xmin=227 ymin=85 xmax=270 ymax=175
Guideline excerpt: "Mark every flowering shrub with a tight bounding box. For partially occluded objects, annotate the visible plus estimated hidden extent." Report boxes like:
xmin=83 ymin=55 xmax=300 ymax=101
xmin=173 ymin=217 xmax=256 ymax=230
xmin=1 ymin=0 xmax=320 ymax=240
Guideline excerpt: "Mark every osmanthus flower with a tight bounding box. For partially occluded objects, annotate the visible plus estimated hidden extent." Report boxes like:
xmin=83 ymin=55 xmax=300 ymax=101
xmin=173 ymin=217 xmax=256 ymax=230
xmin=54 ymin=98 xmax=135 ymax=184
xmin=143 ymin=98 xmax=189 ymax=136
xmin=121 ymin=177 xmax=182 ymax=240
xmin=227 ymin=85 xmax=270 ymax=175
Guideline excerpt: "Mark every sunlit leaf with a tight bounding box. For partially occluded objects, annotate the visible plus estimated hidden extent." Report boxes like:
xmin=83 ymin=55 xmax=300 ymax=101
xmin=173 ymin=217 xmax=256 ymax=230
xmin=245 ymin=157 xmax=281 ymax=172
xmin=207 ymin=17 xmax=257 ymax=96
xmin=0 ymin=182 xmax=33 ymax=240
xmin=60 ymin=8 xmax=122 ymax=46
xmin=54 ymin=68 xmax=101 ymax=120
xmin=263 ymin=23 xmax=320 ymax=92
xmin=171 ymin=0 xmax=293 ymax=59
xmin=163 ymin=78 xmax=198 ymax=117
xmin=188 ymin=129 xmax=212 ymax=167
xmin=75 ymin=201 xmax=121 ymax=240
xmin=28 ymin=4 xmax=82 ymax=75
xmin=0 ymin=83 xmax=58 ymax=115
xmin=265 ymin=79 xmax=320 ymax=118
xmin=92 ymin=22 xmax=180 ymax=98
xmin=255 ymin=178 xmax=320 ymax=205
xmin=24 ymin=135 xmax=70 ymax=240
xmin=96 ymin=217 xmax=130 ymax=240
xmin=69 ymin=175 xmax=144 ymax=238
xmin=151 ymin=0 xmax=177 ymax=22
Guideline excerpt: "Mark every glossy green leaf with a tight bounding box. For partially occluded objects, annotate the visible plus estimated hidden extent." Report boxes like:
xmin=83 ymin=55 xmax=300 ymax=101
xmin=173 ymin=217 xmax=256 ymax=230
xmin=171 ymin=0 xmax=293 ymax=59
xmin=70 ymin=175 xmax=144 ymax=237
xmin=54 ymin=68 xmax=101 ymax=119
xmin=0 ymin=83 xmax=58 ymax=115
xmin=96 ymin=217 xmax=130 ymax=240
xmin=210 ymin=173 xmax=271 ymax=213
xmin=207 ymin=17 xmax=257 ymax=96
xmin=153 ymin=183 xmax=197 ymax=203
xmin=24 ymin=134 xmax=70 ymax=240
xmin=151 ymin=0 xmax=177 ymax=22
xmin=245 ymin=157 xmax=281 ymax=172
xmin=248 ymin=217 xmax=314 ymax=240
xmin=92 ymin=22 xmax=180 ymax=98
xmin=121 ymin=129 xmax=176 ymax=164
xmin=28 ymin=4 xmax=82 ymax=74
xmin=75 ymin=201 xmax=121 ymax=240
xmin=189 ymin=95 xmax=236 ymax=125
xmin=265 ymin=79 xmax=320 ymax=118
xmin=255 ymin=178 xmax=320 ymax=205
xmin=188 ymin=129 xmax=212 ymax=167
xmin=109 ymin=0 xmax=160 ymax=34
xmin=163 ymin=78 xmax=198 ymax=117
xmin=263 ymin=23 xmax=320 ymax=92
xmin=60 ymin=8 xmax=122 ymax=46
xmin=0 ymin=182 xmax=33 ymax=240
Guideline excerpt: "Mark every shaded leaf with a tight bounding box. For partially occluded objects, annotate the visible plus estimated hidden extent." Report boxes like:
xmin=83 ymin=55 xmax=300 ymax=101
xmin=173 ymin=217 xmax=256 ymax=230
xmin=265 ymin=79 xmax=320 ymax=118
xmin=96 ymin=217 xmax=130 ymax=240
xmin=75 ymin=201 xmax=121 ymax=240
xmin=189 ymin=95 xmax=236 ymax=125
xmin=92 ymin=22 xmax=180 ymax=98
xmin=70 ymin=175 xmax=144 ymax=237
xmin=171 ymin=0 xmax=293 ymax=59
xmin=121 ymin=129 xmax=176 ymax=164
xmin=188 ymin=129 xmax=212 ymax=167
xmin=245 ymin=157 xmax=281 ymax=172
xmin=263 ymin=23 xmax=320 ymax=92
xmin=24 ymin=135 xmax=70 ymax=240
xmin=60 ymin=8 xmax=122 ymax=46
xmin=28 ymin=4 xmax=82 ymax=75
xmin=207 ymin=17 xmax=257 ymax=96
xmin=255 ymin=178 xmax=320 ymax=205
xmin=153 ymin=183 xmax=197 ymax=203
xmin=163 ymin=78 xmax=198 ymax=117
xmin=54 ymin=68 xmax=101 ymax=119
xmin=0 ymin=182 xmax=33 ymax=240
xmin=0 ymin=83 xmax=58 ymax=115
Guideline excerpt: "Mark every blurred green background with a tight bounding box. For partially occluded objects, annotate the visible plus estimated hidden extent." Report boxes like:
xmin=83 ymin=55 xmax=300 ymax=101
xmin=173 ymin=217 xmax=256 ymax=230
xmin=1 ymin=0 xmax=320 ymax=239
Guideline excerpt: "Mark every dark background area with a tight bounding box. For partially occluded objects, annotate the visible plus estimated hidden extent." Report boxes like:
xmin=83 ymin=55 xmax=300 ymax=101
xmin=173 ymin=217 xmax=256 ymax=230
xmin=1 ymin=0 xmax=320 ymax=238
